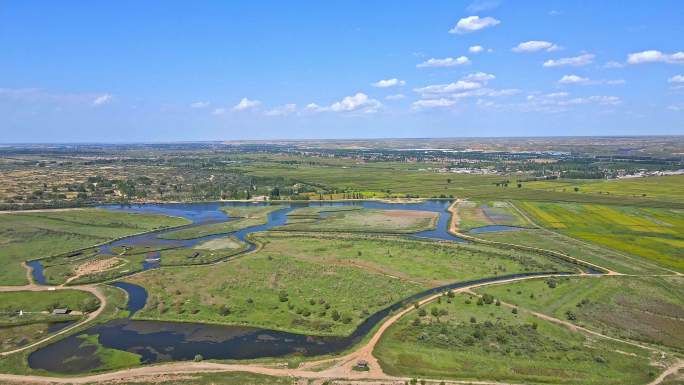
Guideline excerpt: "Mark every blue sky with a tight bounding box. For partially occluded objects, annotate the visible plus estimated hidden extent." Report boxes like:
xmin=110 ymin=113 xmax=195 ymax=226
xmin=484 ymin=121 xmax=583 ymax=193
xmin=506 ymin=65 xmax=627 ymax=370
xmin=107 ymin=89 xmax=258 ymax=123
xmin=1 ymin=0 xmax=683 ymax=142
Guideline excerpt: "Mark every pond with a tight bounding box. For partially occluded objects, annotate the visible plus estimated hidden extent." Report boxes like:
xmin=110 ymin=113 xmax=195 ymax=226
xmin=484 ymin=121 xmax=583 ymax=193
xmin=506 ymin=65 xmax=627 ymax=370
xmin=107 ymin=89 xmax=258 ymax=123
xmin=28 ymin=200 xmax=465 ymax=284
xmin=27 ymin=272 xmax=566 ymax=373
xmin=26 ymin=200 xmax=581 ymax=373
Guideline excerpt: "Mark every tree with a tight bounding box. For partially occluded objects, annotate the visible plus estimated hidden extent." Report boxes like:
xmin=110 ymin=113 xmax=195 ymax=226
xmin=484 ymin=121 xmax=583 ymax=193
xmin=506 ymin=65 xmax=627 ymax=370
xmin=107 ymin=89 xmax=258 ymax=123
xmin=565 ymin=310 xmax=577 ymax=321
xmin=430 ymin=307 xmax=439 ymax=317
xmin=194 ymin=354 xmax=203 ymax=362
xmin=470 ymin=316 xmax=477 ymax=323
xmin=512 ymin=308 xmax=518 ymax=315
xmin=574 ymin=187 xmax=580 ymax=192
xmin=418 ymin=308 xmax=427 ymax=317
xmin=218 ymin=305 xmax=231 ymax=316
xmin=331 ymin=310 xmax=340 ymax=321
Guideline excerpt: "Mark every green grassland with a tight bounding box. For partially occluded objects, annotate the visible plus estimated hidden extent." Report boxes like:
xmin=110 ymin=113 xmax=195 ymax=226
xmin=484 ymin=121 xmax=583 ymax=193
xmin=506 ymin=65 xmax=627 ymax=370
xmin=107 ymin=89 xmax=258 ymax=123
xmin=238 ymin=161 xmax=684 ymax=207
xmin=0 ymin=290 xmax=99 ymax=353
xmin=476 ymin=228 xmax=669 ymax=275
xmin=127 ymin=232 xmax=573 ymax=336
xmin=478 ymin=276 xmax=684 ymax=350
xmin=456 ymin=201 xmax=531 ymax=231
xmin=159 ymin=237 xmax=248 ymax=266
xmin=524 ymin=175 xmax=684 ymax=204
xmin=517 ymin=201 xmax=684 ymax=272
xmin=277 ymin=208 xmax=438 ymax=234
xmin=76 ymin=333 xmax=142 ymax=372
xmin=160 ymin=206 xmax=281 ymax=240
xmin=0 ymin=290 xmax=99 ymax=315
xmin=374 ymin=291 xmax=655 ymax=385
xmin=0 ymin=209 xmax=190 ymax=285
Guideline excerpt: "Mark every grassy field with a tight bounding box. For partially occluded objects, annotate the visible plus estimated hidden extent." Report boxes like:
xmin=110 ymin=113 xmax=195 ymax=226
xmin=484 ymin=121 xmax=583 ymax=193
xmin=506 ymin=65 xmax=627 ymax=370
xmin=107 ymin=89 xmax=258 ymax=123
xmin=128 ymin=232 xmax=571 ymax=336
xmin=277 ymin=208 xmax=438 ymax=234
xmin=476 ymin=228 xmax=669 ymax=275
xmin=238 ymin=162 xmax=684 ymax=207
xmin=456 ymin=201 xmax=530 ymax=231
xmin=374 ymin=290 xmax=655 ymax=385
xmin=0 ymin=290 xmax=99 ymax=315
xmin=0 ymin=290 xmax=99 ymax=353
xmin=478 ymin=276 xmax=684 ymax=350
xmin=160 ymin=206 xmax=281 ymax=240
xmin=517 ymin=201 xmax=684 ymax=272
xmin=0 ymin=209 xmax=190 ymax=285
xmin=76 ymin=333 xmax=142 ymax=372
xmin=159 ymin=238 xmax=248 ymax=266
xmin=524 ymin=175 xmax=684 ymax=203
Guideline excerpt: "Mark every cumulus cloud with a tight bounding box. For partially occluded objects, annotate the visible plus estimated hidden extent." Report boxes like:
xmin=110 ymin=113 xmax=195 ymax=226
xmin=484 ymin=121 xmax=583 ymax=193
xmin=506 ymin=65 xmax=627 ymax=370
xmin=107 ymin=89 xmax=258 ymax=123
xmin=512 ymin=40 xmax=560 ymax=53
xmin=412 ymin=98 xmax=456 ymax=109
xmin=92 ymin=94 xmax=112 ymax=106
xmin=469 ymin=45 xmax=484 ymax=54
xmin=385 ymin=93 xmax=406 ymax=100
xmin=543 ymin=54 xmax=595 ymax=67
xmin=212 ymin=108 xmax=226 ymax=115
xmin=462 ymin=72 xmax=496 ymax=83
xmin=627 ymin=50 xmax=684 ymax=65
xmin=371 ymin=78 xmax=406 ymax=88
xmin=417 ymin=56 xmax=470 ymax=68
xmin=308 ymin=93 xmax=382 ymax=113
xmin=232 ymin=97 xmax=261 ymax=111
xmin=669 ymin=75 xmax=684 ymax=83
xmin=449 ymin=16 xmax=500 ymax=34
xmin=190 ymin=101 xmax=210 ymax=108
xmin=414 ymin=81 xmax=482 ymax=96
xmin=265 ymin=103 xmax=297 ymax=116
xmin=558 ymin=75 xmax=625 ymax=86
xmin=558 ymin=74 xmax=589 ymax=84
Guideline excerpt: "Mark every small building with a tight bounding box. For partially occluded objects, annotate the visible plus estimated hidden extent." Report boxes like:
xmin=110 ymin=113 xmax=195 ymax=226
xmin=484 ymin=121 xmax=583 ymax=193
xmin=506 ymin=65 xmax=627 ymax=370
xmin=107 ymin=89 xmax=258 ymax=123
xmin=355 ymin=360 xmax=369 ymax=369
xmin=52 ymin=308 xmax=71 ymax=315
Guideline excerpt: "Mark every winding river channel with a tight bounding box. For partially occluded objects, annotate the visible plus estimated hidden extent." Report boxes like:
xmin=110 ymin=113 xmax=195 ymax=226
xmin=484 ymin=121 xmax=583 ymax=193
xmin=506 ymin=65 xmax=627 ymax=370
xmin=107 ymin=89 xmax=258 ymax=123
xmin=27 ymin=200 xmax=572 ymax=373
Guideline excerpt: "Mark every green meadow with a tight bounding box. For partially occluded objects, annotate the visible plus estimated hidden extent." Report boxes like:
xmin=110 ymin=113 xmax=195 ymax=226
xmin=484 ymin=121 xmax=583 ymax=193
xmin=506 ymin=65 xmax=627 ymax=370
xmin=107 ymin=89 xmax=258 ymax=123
xmin=478 ymin=276 xmax=684 ymax=350
xmin=517 ymin=201 xmax=684 ymax=272
xmin=276 ymin=208 xmax=438 ymax=234
xmin=128 ymin=232 xmax=571 ymax=336
xmin=374 ymin=290 xmax=655 ymax=385
xmin=456 ymin=200 xmax=530 ymax=231
xmin=0 ymin=209 xmax=189 ymax=285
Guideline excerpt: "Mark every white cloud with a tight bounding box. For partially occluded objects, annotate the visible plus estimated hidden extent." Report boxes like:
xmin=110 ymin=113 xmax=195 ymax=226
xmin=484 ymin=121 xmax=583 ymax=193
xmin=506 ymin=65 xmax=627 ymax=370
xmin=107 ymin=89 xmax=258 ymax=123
xmin=190 ymin=101 xmax=210 ymax=108
xmin=414 ymin=81 xmax=482 ymax=96
xmin=232 ymin=97 xmax=261 ymax=111
xmin=309 ymin=93 xmax=381 ymax=113
xmin=548 ymin=10 xmax=562 ymax=16
xmin=330 ymin=93 xmax=381 ymax=113
xmin=558 ymin=75 xmax=625 ymax=86
xmin=466 ymin=0 xmax=501 ymax=12
xmin=627 ymin=50 xmax=684 ymax=65
xmin=469 ymin=45 xmax=484 ymax=54
xmin=449 ymin=16 xmax=500 ymax=34
xmin=668 ymin=104 xmax=684 ymax=111
xmin=92 ymin=94 xmax=112 ymax=106
xmin=603 ymin=61 xmax=624 ymax=69
xmin=371 ymin=78 xmax=406 ymax=88
xmin=558 ymin=74 xmax=589 ymax=84
xmin=212 ymin=108 xmax=226 ymax=115
xmin=265 ymin=103 xmax=297 ymax=116
xmin=462 ymin=72 xmax=495 ymax=83
xmin=412 ymin=98 xmax=456 ymax=109
xmin=385 ymin=93 xmax=406 ymax=100
xmin=512 ymin=40 xmax=560 ymax=53
xmin=669 ymin=75 xmax=684 ymax=83
xmin=417 ymin=56 xmax=470 ymax=68
xmin=543 ymin=54 xmax=595 ymax=67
